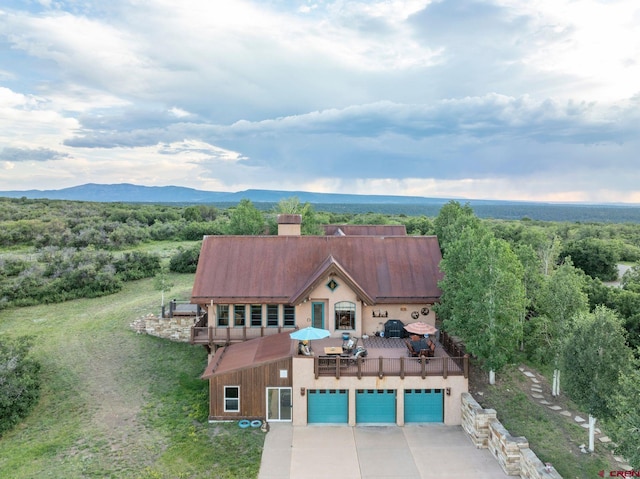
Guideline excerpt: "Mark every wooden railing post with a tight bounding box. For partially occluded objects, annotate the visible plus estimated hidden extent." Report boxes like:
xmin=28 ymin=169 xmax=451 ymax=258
xmin=400 ymin=357 xmax=405 ymax=380
xmin=335 ymin=357 xmax=340 ymax=379
xmin=357 ymin=357 xmax=363 ymax=380
xmin=443 ymin=357 xmax=448 ymax=379
xmin=314 ymin=356 xmax=319 ymax=379
xmin=464 ymin=354 xmax=469 ymax=378
xmin=378 ymin=357 xmax=384 ymax=379
xmin=420 ymin=357 xmax=426 ymax=379
xmin=226 ymin=327 xmax=230 ymax=343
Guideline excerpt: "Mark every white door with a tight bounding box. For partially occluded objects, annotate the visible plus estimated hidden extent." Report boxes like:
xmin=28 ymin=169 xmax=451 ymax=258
xmin=266 ymin=387 xmax=292 ymax=421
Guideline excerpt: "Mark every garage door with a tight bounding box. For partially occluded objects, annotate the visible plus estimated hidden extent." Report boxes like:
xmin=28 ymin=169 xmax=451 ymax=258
xmin=404 ymin=389 xmax=443 ymax=423
xmin=307 ymin=389 xmax=348 ymax=424
xmin=356 ymin=389 xmax=396 ymax=424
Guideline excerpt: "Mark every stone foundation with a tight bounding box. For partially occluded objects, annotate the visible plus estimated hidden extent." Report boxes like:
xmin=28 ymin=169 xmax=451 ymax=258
xmin=130 ymin=313 xmax=195 ymax=342
xmin=461 ymin=393 xmax=563 ymax=478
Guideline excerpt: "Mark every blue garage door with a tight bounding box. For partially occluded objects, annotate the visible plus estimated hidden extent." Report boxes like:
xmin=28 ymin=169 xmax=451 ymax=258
xmin=356 ymin=389 xmax=396 ymax=423
xmin=307 ymin=389 xmax=348 ymax=424
xmin=404 ymin=389 xmax=443 ymax=423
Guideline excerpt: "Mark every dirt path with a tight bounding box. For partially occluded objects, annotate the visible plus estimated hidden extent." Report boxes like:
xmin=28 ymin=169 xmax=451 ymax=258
xmin=60 ymin=330 xmax=167 ymax=473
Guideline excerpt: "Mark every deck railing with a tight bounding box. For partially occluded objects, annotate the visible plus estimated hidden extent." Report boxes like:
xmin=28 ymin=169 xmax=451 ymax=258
xmin=313 ymin=355 xmax=469 ymax=379
xmin=190 ymin=325 xmax=297 ymax=345
xmin=440 ymin=330 xmax=467 ymax=357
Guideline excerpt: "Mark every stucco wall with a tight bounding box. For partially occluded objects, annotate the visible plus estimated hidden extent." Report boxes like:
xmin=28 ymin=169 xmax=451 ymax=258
xmin=291 ymin=356 xmax=467 ymax=426
xmin=362 ymin=304 xmax=436 ymax=337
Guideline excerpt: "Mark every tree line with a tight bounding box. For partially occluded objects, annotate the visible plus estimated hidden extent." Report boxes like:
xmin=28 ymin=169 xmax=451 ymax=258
xmin=433 ymin=201 xmax=640 ymax=465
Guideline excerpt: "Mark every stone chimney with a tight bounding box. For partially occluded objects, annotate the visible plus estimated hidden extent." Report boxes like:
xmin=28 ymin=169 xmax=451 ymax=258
xmin=277 ymin=214 xmax=302 ymax=236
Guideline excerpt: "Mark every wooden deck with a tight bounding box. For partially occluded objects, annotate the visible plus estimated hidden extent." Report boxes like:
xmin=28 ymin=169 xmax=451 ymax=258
xmin=192 ymin=328 xmax=469 ymax=379
xmin=306 ymin=336 xmax=468 ymax=379
xmin=312 ymin=354 xmax=468 ymax=379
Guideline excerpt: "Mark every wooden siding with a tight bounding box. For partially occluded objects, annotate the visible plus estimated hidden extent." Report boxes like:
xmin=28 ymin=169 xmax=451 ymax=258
xmin=208 ymin=358 xmax=292 ymax=420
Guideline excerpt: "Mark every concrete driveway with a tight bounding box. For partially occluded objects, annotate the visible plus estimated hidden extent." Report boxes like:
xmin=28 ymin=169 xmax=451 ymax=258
xmin=258 ymin=424 xmax=509 ymax=479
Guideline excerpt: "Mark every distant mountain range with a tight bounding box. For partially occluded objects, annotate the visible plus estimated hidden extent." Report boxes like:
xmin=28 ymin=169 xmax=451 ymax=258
xmin=0 ymin=182 xmax=461 ymax=205
xmin=2 ymin=183 xmax=640 ymax=223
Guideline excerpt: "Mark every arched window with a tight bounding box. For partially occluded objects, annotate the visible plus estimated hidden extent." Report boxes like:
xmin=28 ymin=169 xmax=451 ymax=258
xmin=335 ymin=301 xmax=356 ymax=330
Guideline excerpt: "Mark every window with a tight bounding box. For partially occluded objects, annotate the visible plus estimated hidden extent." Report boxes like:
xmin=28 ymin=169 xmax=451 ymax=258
xmin=335 ymin=301 xmax=355 ymax=330
xmin=250 ymin=305 xmax=262 ymax=327
xmin=267 ymin=304 xmax=279 ymax=327
xmin=283 ymin=305 xmax=295 ymax=327
xmin=234 ymin=305 xmax=246 ymax=327
xmin=217 ymin=305 xmax=229 ymax=327
xmin=224 ymin=386 xmax=240 ymax=412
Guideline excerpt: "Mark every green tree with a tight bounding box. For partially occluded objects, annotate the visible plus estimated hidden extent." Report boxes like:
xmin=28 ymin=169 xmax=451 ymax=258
xmin=561 ymin=306 xmax=633 ymax=451
xmin=403 ymin=215 xmax=433 ymax=235
xmin=437 ymin=222 xmax=526 ymax=383
xmin=433 ymin=200 xmax=479 ymax=254
xmin=273 ymin=197 xmax=323 ymax=235
xmin=561 ymin=238 xmax=619 ymax=281
xmin=607 ymin=357 xmax=640 ymax=469
xmin=0 ymin=337 xmax=41 ymax=436
xmin=621 ymin=264 xmax=640 ymax=293
xmin=534 ymin=259 xmax=589 ymax=394
xmin=514 ymin=243 xmax=544 ymax=351
xmin=227 ymin=199 xmax=265 ymax=235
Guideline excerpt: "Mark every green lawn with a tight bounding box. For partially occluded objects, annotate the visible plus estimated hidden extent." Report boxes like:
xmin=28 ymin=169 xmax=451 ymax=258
xmin=0 ymin=274 xmax=264 ymax=479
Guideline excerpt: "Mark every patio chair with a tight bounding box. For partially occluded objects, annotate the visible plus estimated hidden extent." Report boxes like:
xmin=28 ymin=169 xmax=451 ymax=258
xmin=405 ymin=339 xmax=421 ymax=357
xmin=406 ymin=338 xmax=434 ymax=358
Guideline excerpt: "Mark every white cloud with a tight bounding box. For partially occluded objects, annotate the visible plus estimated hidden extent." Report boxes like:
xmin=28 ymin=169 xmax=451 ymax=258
xmin=0 ymin=0 xmax=639 ymax=203
xmin=497 ymin=0 xmax=640 ymax=101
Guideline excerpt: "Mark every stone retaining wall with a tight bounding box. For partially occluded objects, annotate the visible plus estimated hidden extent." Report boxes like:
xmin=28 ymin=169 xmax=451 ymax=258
xmin=461 ymin=393 xmax=563 ymax=478
xmin=461 ymin=389 xmax=497 ymax=448
xmin=130 ymin=313 xmax=195 ymax=342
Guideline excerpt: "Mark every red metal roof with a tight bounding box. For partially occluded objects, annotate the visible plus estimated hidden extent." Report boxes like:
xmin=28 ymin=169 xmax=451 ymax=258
xmin=191 ymin=235 xmax=443 ymax=305
xmin=201 ymin=332 xmax=295 ymax=378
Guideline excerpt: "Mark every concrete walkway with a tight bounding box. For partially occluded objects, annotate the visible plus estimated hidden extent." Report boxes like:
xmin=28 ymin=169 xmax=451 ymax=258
xmin=258 ymin=423 xmax=509 ymax=479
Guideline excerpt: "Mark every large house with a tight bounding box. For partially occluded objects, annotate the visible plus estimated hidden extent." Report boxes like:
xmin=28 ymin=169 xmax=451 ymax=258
xmin=190 ymin=215 xmax=469 ymax=426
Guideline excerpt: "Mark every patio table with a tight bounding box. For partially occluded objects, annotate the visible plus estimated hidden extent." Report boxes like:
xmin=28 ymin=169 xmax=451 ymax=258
xmin=323 ymin=346 xmax=343 ymax=355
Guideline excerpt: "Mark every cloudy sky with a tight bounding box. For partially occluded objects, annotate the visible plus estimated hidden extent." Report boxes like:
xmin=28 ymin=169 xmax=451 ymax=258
xmin=1 ymin=0 xmax=639 ymax=203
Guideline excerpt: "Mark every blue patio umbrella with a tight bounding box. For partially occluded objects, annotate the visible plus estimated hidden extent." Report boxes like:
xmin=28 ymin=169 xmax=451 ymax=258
xmin=289 ymin=326 xmax=330 ymax=341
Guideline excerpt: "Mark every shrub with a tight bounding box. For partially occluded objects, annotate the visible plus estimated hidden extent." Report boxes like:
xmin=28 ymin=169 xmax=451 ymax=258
xmin=0 ymin=337 xmax=41 ymax=437
xmin=169 ymin=245 xmax=201 ymax=273
xmin=114 ymin=251 xmax=161 ymax=281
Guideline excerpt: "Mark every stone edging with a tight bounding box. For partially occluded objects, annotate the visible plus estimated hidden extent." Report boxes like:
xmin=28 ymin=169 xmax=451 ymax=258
xmin=461 ymin=392 xmax=562 ymax=478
